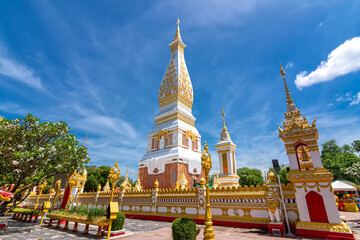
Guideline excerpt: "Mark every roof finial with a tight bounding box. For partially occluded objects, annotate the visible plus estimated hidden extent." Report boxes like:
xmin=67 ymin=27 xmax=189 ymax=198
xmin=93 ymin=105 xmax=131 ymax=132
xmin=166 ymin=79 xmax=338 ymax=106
xmin=174 ymin=18 xmax=182 ymax=41
xmin=280 ymin=62 xmax=296 ymax=111
xmin=83 ymin=132 xmax=88 ymax=147
xmin=222 ymin=107 xmax=227 ymax=132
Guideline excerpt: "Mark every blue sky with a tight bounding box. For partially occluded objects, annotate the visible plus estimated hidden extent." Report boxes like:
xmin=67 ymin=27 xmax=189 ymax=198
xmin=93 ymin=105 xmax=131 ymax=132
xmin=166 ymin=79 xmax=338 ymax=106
xmin=1 ymin=1 xmax=359 ymax=179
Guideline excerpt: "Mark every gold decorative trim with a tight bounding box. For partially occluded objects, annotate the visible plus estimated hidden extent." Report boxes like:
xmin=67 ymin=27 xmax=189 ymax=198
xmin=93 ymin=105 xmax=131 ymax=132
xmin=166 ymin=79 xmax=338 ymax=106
xmin=296 ymin=221 xmax=352 ymax=233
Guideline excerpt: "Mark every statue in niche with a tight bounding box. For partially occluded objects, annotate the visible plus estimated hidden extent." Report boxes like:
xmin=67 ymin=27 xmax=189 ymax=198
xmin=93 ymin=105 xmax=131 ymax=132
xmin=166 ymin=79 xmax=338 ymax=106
xmin=300 ymin=146 xmax=310 ymax=161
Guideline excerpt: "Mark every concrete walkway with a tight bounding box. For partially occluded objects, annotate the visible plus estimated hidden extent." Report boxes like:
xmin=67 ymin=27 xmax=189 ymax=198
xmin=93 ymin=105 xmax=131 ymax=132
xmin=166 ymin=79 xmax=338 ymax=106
xmin=0 ymin=211 xmax=358 ymax=239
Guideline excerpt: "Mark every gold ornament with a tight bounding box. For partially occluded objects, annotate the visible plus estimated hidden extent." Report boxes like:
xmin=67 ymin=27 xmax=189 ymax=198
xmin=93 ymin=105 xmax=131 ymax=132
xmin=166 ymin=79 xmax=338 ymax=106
xmin=51 ymin=179 xmax=61 ymax=208
xmin=34 ymin=180 xmax=47 ymax=210
xmin=201 ymin=141 xmax=215 ymax=240
xmin=108 ymin=160 xmax=121 ymax=202
xmin=154 ymin=178 xmax=159 ymax=189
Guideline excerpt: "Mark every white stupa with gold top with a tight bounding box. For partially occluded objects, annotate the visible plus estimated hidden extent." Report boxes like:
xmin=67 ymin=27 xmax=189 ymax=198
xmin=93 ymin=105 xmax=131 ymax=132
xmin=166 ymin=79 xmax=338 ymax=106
xmin=278 ymin=64 xmax=353 ymax=239
xmin=138 ymin=19 xmax=202 ymax=189
xmin=215 ymin=108 xmax=239 ymax=186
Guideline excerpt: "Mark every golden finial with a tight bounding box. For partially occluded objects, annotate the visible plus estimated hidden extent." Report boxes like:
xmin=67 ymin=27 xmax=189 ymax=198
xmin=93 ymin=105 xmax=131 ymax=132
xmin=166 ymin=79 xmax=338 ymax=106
xmin=280 ymin=62 xmax=296 ymax=110
xmin=154 ymin=178 xmax=159 ymax=189
xmin=174 ymin=18 xmax=182 ymax=41
xmin=83 ymin=132 xmax=87 ymax=147
xmin=280 ymin=62 xmax=286 ymax=76
xmin=222 ymin=107 xmax=227 ymax=129
xmin=268 ymin=169 xmax=276 ymax=182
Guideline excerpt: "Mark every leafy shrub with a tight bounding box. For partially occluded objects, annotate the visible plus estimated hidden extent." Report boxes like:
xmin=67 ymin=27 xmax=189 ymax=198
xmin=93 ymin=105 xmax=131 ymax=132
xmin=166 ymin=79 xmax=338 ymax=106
xmin=77 ymin=205 xmax=89 ymax=216
xmin=172 ymin=218 xmax=197 ymax=240
xmin=112 ymin=212 xmax=125 ymax=231
xmin=87 ymin=208 xmax=106 ymax=220
xmin=69 ymin=206 xmax=77 ymax=214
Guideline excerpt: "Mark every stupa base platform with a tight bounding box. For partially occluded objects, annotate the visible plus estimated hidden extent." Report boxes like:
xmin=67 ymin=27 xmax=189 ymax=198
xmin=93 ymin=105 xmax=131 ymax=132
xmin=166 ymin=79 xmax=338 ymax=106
xmin=267 ymin=222 xmax=286 ymax=236
xmin=218 ymin=174 xmax=240 ymax=186
xmin=295 ymin=221 xmax=355 ymax=240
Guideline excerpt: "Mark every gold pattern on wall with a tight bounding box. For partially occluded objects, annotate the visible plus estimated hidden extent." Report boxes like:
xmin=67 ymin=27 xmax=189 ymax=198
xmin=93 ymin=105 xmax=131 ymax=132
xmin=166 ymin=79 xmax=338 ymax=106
xmin=294 ymin=181 xmax=332 ymax=193
xmin=154 ymin=129 xmax=169 ymax=141
xmin=296 ymin=221 xmax=352 ymax=233
xmin=185 ymin=130 xmax=196 ymax=141
xmin=158 ymin=54 xmax=178 ymax=107
xmin=158 ymin=28 xmax=193 ymax=109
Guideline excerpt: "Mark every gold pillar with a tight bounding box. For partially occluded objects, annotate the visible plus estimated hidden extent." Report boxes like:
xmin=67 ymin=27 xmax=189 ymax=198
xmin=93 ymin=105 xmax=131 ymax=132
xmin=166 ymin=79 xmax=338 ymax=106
xmin=34 ymin=180 xmax=47 ymax=210
xmin=107 ymin=160 xmax=121 ymax=240
xmin=201 ymin=141 xmax=215 ymax=240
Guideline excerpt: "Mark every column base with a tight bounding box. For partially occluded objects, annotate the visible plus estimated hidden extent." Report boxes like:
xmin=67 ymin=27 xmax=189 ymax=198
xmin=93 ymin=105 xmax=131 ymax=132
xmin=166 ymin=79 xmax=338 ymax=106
xmin=267 ymin=222 xmax=286 ymax=236
xmin=295 ymin=221 xmax=355 ymax=240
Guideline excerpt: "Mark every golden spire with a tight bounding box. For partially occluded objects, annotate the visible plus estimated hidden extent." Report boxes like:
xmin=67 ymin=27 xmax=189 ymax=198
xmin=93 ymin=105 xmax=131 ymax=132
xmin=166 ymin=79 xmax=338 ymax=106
xmin=222 ymin=107 xmax=227 ymax=131
xmin=134 ymin=170 xmax=142 ymax=191
xmin=220 ymin=107 xmax=232 ymax=141
xmin=174 ymin=18 xmax=182 ymax=41
xmin=125 ymin=165 xmax=129 ymax=182
xmin=83 ymin=132 xmax=87 ymax=147
xmin=280 ymin=63 xmax=297 ymax=112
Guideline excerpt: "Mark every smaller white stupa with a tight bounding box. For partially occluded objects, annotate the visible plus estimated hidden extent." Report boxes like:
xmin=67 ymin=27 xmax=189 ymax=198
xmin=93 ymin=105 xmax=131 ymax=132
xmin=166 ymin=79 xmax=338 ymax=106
xmin=215 ymin=108 xmax=239 ymax=186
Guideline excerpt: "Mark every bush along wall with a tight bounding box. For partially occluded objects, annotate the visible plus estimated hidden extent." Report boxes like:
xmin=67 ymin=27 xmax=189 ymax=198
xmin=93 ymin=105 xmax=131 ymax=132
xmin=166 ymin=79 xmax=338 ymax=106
xmin=172 ymin=217 xmax=197 ymax=240
xmin=112 ymin=212 xmax=125 ymax=231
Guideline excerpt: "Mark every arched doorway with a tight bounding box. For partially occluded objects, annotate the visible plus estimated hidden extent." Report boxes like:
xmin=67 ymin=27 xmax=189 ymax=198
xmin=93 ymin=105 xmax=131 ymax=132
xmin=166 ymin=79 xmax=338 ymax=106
xmin=305 ymin=191 xmax=328 ymax=223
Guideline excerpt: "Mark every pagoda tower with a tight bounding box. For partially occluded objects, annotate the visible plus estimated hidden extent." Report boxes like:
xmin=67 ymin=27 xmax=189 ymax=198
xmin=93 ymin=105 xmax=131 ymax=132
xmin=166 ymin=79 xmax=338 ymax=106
xmin=278 ymin=64 xmax=354 ymax=239
xmin=138 ymin=19 xmax=202 ymax=189
xmin=215 ymin=108 xmax=239 ymax=186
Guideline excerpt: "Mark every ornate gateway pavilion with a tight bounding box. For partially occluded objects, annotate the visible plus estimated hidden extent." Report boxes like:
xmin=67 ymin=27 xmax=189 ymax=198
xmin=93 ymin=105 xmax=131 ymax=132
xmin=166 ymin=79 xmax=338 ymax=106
xmin=22 ymin=21 xmax=355 ymax=240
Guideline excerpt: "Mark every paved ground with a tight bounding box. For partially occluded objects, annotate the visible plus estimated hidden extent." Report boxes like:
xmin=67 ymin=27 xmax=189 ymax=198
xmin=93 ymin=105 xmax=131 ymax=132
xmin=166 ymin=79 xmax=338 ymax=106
xmin=0 ymin=211 xmax=358 ymax=240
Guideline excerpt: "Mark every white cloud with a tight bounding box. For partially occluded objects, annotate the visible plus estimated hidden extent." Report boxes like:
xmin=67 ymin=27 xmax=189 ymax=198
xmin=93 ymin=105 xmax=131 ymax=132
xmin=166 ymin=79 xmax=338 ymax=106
xmin=0 ymin=56 xmax=42 ymax=90
xmin=295 ymin=36 xmax=360 ymax=89
xmin=336 ymin=91 xmax=360 ymax=106
xmin=350 ymin=92 xmax=360 ymax=105
xmin=286 ymin=62 xmax=293 ymax=69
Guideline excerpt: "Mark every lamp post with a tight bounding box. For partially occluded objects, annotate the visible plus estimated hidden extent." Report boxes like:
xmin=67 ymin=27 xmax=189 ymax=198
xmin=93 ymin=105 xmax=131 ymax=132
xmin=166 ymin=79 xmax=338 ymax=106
xmin=272 ymin=159 xmax=291 ymax=235
xmin=107 ymin=160 xmax=121 ymax=240
xmin=34 ymin=180 xmax=47 ymax=210
xmin=201 ymin=141 xmax=215 ymax=240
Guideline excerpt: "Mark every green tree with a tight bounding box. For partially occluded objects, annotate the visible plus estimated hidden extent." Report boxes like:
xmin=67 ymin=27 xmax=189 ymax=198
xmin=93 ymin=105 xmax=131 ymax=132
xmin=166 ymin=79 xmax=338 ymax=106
xmin=270 ymin=165 xmax=290 ymax=185
xmin=343 ymin=162 xmax=360 ymax=184
xmin=237 ymin=167 xmax=264 ymax=187
xmin=321 ymin=139 xmax=360 ymax=182
xmin=352 ymin=140 xmax=360 ymax=153
xmin=0 ymin=114 xmax=89 ymax=214
xmin=83 ymin=165 xmax=134 ymax=192
xmin=84 ymin=174 xmax=98 ymax=192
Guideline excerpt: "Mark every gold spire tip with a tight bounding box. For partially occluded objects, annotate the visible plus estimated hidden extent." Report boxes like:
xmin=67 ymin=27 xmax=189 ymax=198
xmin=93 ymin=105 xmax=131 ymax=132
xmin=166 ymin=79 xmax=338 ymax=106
xmin=280 ymin=62 xmax=286 ymax=76
xmin=222 ymin=107 xmax=225 ymax=118
xmin=177 ymin=18 xmax=180 ymax=26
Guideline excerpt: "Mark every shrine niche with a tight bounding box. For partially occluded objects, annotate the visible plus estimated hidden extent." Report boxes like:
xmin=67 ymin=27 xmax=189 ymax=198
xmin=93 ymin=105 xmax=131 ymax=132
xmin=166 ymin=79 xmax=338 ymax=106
xmin=295 ymin=143 xmax=314 ymax=171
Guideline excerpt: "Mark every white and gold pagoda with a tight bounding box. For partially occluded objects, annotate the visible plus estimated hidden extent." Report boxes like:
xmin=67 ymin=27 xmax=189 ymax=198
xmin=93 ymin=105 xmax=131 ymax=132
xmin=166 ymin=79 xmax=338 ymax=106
xmin=138 ymin=19 xmax=202 ymax=189
xmin=215 ymin=108 xmax=239 ymax=186
xmin=278 ymin=64 xmax=353 ymax=239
